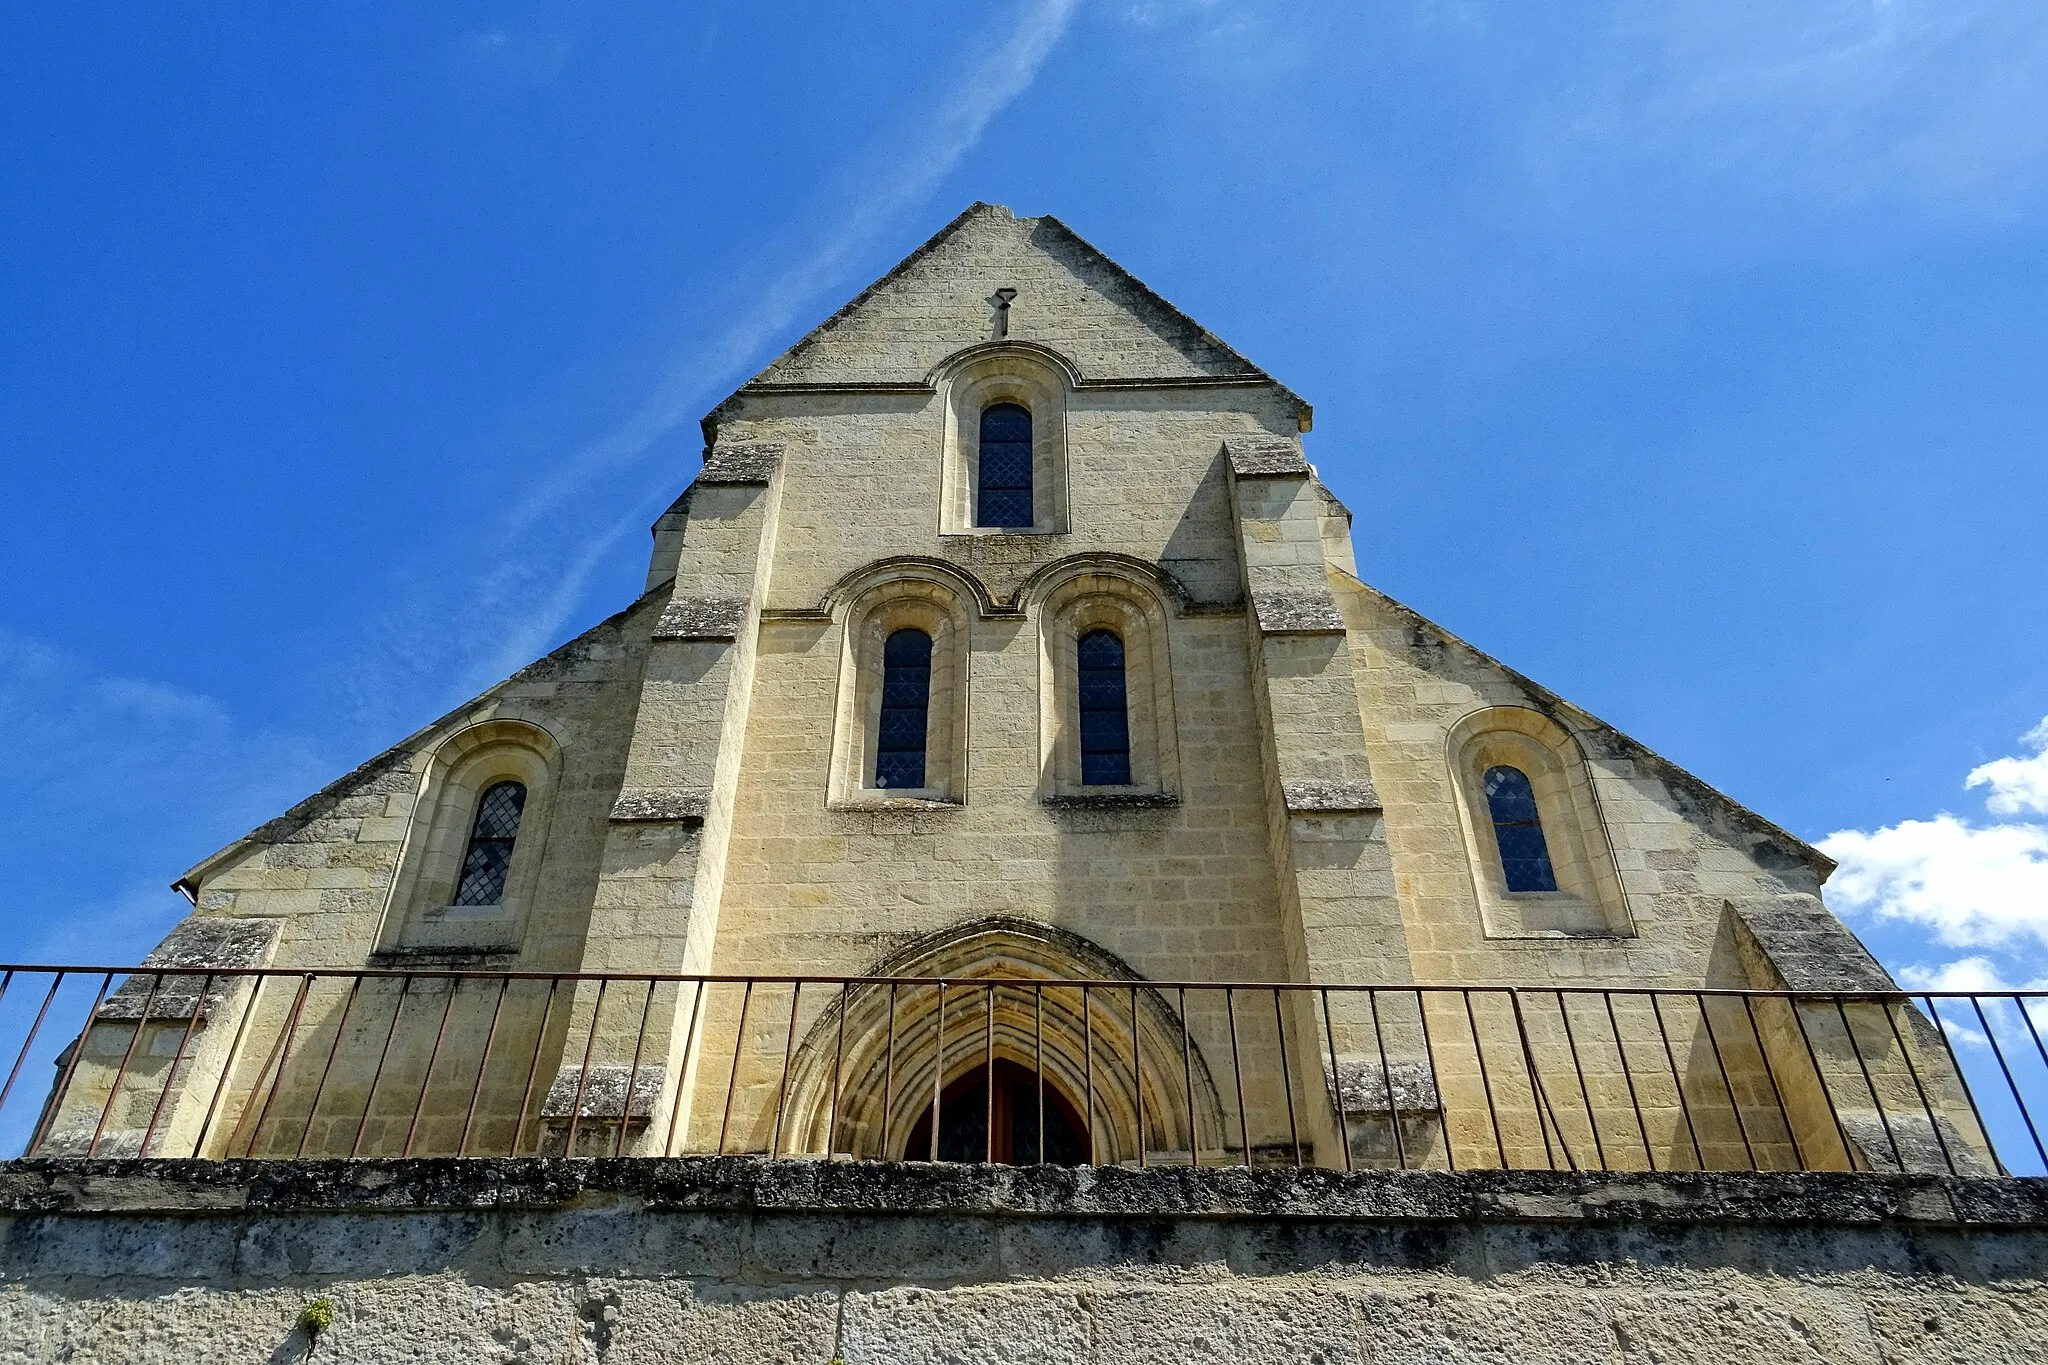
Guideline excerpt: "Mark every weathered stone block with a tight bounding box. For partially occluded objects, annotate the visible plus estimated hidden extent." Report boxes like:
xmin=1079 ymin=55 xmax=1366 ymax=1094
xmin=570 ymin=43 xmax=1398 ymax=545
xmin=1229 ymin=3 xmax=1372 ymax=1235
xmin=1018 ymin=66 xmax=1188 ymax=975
xmin=97 ymin=917 xmax=282 ymax=1022
xmin=653 ymin=596 xmax=749 ymax=642
xmin=608 ymin=788 xmax=708 ymax=825
xmin=1252 ymin=590 xmax=1346 ymax=634
xmin=698 ymin=443 xmax=783 ymax=484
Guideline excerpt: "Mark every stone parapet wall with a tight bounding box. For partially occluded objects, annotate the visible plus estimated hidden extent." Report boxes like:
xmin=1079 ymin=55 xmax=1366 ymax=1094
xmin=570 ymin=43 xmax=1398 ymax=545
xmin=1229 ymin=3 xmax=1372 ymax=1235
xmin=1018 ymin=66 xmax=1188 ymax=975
xmin=3 ymin=1158 xmax=2044 ymax=1363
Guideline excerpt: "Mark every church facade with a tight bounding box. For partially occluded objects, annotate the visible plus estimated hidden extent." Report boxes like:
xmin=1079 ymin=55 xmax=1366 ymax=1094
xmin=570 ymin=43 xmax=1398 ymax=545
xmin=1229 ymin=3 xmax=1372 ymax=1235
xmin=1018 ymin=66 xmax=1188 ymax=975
xmin=38 ymin=203 xmax=1961 ymax=1176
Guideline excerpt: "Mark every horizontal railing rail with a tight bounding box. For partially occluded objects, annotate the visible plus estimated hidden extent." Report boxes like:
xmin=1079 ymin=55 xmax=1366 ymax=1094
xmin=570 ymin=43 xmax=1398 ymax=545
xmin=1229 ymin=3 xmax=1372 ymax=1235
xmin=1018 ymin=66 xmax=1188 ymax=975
xmin=1 ymin=964 xmax=2041 ymax=1177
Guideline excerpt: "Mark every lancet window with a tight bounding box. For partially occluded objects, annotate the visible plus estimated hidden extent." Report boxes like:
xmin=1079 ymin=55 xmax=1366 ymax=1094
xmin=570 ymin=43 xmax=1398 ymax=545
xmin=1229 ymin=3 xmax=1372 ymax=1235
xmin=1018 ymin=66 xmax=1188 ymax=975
xmin=875 ymin=628 xmax=934 ymax=790
xmin=1077 ymin=629 xmax=1132 ymax=786
xmin=1482 ymin=765 xmax=1558 ymax=894
xmin=451 ymin=780 xmax=528 ymax=907
xmin=977 ymin=402 xmax=1034 ymax=528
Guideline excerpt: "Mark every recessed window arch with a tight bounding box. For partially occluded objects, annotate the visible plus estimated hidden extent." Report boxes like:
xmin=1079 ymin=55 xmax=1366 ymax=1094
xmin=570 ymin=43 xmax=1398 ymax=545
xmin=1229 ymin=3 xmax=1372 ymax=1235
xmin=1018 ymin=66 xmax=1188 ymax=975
xmin=1447 ymin=708 xmax=1630 ymax=938
xmin=378 ymin=719 xmax=561 ymax=957
xmin=829 ymin=571 xmax=973 ymax=807
xmin=1077 ymin=629 xmax=1132 ymax=785
xmin=1033 ymin=566 xmax=1179 ymax=803
xmin=977 ymin=402 xmax=1034 ymax=528
xmin=452 ymin=780 xmax=528 ymax=906
xmin=935 ymin=345 xmax=1071 ymax=536
xmin=1481 ymin=765 xmax=1557 ymax=893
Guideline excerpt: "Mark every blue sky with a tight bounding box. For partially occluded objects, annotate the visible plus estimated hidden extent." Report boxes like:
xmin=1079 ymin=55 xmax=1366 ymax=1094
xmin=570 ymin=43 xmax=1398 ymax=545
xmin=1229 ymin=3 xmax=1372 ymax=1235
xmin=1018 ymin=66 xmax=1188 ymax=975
xmin=4 ymin=1 xmax=2047 ymax=991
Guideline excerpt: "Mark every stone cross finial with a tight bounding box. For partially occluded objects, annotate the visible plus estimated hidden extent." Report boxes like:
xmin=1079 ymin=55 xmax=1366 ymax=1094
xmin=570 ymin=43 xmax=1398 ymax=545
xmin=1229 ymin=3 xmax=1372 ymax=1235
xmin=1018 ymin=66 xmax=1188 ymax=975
xmin=990 ymin=287 xmax=1018 ymax=339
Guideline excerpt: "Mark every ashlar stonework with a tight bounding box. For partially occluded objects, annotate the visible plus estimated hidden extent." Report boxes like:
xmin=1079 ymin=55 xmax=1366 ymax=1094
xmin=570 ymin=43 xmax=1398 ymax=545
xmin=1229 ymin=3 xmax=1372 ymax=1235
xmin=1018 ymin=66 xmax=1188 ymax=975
xmin=35 ymin=201 xmax=1962 ymax=1180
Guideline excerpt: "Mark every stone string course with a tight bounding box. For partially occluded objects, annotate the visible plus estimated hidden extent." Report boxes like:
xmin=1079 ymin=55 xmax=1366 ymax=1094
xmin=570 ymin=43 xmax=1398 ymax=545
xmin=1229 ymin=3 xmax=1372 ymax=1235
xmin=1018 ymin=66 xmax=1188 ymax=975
xmin=2 ymin=1159 xmax=2044 ymax=1364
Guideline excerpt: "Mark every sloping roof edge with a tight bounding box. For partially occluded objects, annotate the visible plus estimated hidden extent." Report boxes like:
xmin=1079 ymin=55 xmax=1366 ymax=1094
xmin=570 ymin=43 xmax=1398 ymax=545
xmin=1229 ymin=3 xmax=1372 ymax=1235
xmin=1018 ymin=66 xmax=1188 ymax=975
xmin=172 ymin=584 xmax=671 ymax=899
xmin=699 ymin=202 xmax=1312 ymax=444
xmin=1337 ymin=570 xmax=1836 ymax=882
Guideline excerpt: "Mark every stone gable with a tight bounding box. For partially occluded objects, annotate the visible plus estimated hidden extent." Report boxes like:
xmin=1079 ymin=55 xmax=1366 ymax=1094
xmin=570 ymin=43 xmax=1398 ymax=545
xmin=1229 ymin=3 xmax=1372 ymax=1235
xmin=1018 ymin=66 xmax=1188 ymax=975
xmin=745 ymin=203 xmax=1288 ymax=392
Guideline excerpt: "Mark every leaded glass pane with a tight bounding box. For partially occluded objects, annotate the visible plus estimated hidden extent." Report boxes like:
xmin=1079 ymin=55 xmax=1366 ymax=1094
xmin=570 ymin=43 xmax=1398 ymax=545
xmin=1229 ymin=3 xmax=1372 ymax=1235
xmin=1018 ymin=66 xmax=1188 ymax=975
xmin=885 ymin=629 xmax=933 ymax=668
xmin=981 ymin=403 xmax=1031 ymax=442
xmin=877 ymin=708 xmax=928 ymax=748
xmin=979 ymin=449 xmax=1032 ymax=486
xmin=1081 ymin=749 xmax=1132 ymax=786
xmin=881 ymin=666 xmax=930 ymax=706
xmin=453 ymin=780 xmax=526 ymax=906
xmin=1076 ymin=631 xmax=1123 ymax=670
xmin=875 ymin=750 xmax=926 ymax=791
xmin=1077 ymin=629 xmax=1132 ymax=787
xmin=978 ymin=489 xmax=1033 ymax=528
xmin=1482 ymin=765 xmax=1557 ymax=893
xmin=1078 ymin=709 xmax=1129 ymax=751
xmin=875 ymin=628 xmax=933 ymax=790
xmin=1483 ymin=766 xmax=1540 ymax=823
xmin=977 ymin=402 xmax=1033 ymax=528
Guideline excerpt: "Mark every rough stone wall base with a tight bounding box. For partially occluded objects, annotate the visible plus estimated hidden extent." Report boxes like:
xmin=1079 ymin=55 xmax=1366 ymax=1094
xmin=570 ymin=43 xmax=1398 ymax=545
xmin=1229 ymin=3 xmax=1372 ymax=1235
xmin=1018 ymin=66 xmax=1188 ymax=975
xmin=2 ymin=1159 xmax=2045 ymax=1364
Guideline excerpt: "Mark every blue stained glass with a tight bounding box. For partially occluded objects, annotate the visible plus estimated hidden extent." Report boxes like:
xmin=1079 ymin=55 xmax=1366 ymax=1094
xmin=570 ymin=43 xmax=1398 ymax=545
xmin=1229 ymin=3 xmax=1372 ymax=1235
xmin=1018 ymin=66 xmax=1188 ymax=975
xmin=977 ymin=402 xmax=1033 ymax=528
xmin=875 ymin=629 xmax=933 ymax=789
xmin=1077 ymin=629 xmax=1131 ymax=786
xmin=1483 ymin=765 xmax=1558 ymax=893
xmin=981 ymin=404 xmax=1031 ymax=441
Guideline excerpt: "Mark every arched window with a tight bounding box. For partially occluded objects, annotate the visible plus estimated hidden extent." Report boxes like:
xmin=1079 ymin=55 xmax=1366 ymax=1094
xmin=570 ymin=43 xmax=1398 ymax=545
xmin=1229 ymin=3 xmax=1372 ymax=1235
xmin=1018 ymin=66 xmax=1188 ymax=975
xmin=452 ymin=780 xmax=527 ymax=906
xmin=1483 ymin=766 xmax=1557 ymax=893
xmin=875 ymin=628 xmax=934 ymax=789
xmin=1077 ymin=629 xmax=1132 ymax=785
xmin=977 ymin=402 xmax=1034 ymax=528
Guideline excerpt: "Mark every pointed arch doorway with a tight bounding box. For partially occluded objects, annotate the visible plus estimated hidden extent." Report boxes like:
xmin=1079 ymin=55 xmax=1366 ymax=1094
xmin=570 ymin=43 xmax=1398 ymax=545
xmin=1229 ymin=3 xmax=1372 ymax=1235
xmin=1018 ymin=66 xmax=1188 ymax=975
xmin=903 ymin=1058 xmax=1090 ymax=1165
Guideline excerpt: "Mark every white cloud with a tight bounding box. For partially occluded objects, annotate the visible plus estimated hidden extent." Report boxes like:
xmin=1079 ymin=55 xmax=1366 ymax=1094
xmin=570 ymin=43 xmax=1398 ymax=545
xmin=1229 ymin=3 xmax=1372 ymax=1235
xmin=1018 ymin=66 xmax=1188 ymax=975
xmin=1821 ymin=716 xmax=2048 ymax=952
xmin=1895 ymin=958 xmax=2048 ymax=1051
xmin=1897 ymin=955 xmax=2033 ymax=993
xmin=1821 ymin=814 xmax=2048 ymax=949
xmin=1966 ymin=717 xmax=2048 ymax=816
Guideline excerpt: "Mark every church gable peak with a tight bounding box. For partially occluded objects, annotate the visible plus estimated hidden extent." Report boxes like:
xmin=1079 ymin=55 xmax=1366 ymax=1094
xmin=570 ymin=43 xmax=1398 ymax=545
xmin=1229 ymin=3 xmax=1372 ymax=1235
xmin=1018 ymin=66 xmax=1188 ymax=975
xmin=722 ymin=203 xmax=1307 ymax=421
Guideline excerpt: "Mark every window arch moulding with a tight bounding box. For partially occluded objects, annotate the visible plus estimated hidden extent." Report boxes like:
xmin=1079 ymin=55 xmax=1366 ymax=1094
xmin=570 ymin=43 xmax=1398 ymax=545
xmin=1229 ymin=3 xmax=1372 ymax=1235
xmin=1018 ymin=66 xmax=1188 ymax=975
xmin=1445 ymin=706 xmax=1632 ymax=939
xmin=376 ymin=718 xmax=562 ymax=958
xmin=1034 ymin=568 xmax=1181 ymax=806
xmin=935 ymin=344 xmax=1072 ymax=537
xmin=828 ymin=571 xmax=974 ymax=809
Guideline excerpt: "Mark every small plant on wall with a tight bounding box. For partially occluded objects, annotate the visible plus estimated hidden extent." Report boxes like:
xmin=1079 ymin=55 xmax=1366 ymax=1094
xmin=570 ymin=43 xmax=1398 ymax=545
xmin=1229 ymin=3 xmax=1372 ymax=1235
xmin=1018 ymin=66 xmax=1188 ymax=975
xmin=297 ymin=1298 xmax=335 ymax=1356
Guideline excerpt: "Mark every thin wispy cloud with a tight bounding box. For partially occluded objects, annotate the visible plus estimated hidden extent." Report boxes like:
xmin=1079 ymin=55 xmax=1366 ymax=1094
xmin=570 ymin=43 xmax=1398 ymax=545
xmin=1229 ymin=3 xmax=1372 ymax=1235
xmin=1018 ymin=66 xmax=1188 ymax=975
xmin=459 ymin=28 xmax=574 ymax=86
xmin=1549 ymin=0 xmax=2048 ymax=213
xmin=502 ymin=0 xmax=1081 ymax=540
xmin=0 ymin=630 xmax=332 ymax=961
xmin=346 ymin=0 xmax=1080 ymax=734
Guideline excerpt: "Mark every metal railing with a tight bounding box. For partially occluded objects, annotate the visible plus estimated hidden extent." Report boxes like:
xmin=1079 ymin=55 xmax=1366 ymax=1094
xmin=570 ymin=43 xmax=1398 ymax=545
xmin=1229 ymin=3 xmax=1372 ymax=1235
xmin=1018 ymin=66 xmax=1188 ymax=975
xmin=3 ymin=964 xmax=2043 ymax=1177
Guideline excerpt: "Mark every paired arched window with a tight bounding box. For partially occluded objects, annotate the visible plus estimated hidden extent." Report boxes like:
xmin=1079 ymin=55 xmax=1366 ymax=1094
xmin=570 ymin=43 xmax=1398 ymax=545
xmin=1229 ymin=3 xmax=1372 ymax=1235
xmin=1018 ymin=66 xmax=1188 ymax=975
xmin=452 ymin=780 xmax=527 ymax=906
xmin=1483 ymin=765 xmax=1557 ymax=893
xmin=1077 ymin=629 xmax=1132 ymax=786
xmin=875 ymin=628 xmax=934 ymax=789
xmin=977 ymin=402 xmax=1034 ymax=528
